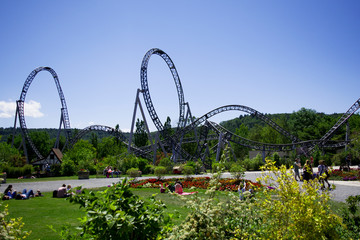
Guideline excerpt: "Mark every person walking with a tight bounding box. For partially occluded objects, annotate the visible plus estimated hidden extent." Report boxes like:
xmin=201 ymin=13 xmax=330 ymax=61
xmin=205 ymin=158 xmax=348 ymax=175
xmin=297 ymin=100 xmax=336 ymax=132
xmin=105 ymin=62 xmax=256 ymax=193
xmin=318 ymin=160 xmax=331 ymax=190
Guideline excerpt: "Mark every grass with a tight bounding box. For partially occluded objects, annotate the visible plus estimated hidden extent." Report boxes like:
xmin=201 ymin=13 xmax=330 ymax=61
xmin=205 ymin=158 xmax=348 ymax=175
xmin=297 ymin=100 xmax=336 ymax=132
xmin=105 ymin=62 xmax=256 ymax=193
xmin=4 ymin=187 xmax=208 ymax=239
xmin=5 ymin=192 xmax=85 ymax=240
xmin=3 ymin=186 xmax=351 ymax=240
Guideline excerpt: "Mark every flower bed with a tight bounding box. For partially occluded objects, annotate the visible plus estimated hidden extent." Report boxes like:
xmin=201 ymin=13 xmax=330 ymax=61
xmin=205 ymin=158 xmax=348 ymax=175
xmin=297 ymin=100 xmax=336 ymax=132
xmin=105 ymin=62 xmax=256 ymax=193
xmin=129 ymin=177 xmax=260 ymax=192
xmin=329 ymin=169 xmax=360 ymax=181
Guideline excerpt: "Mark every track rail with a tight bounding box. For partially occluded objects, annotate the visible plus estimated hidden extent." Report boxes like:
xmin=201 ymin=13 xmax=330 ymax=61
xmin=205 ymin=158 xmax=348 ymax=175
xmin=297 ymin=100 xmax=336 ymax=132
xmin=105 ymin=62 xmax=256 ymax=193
xmin=17 ymin=67 xmax=71 ymax=160
xmin=70 ymin=125 xmax=152 ymax=159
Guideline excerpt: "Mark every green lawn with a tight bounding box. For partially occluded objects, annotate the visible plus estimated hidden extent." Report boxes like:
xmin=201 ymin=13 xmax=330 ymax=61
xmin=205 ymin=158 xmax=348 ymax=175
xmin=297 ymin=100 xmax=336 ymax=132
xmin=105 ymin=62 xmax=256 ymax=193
xmin=4 ymin=188 xmax=204 ymax=239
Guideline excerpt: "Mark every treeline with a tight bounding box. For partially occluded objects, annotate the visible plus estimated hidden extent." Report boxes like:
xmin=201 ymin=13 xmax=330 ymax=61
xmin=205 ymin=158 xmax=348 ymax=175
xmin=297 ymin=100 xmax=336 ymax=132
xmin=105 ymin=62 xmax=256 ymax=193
xmin=2 ymin=108 xmax=360 ymax=168
xmin=220 ymin=108 xmax=360 ymax=143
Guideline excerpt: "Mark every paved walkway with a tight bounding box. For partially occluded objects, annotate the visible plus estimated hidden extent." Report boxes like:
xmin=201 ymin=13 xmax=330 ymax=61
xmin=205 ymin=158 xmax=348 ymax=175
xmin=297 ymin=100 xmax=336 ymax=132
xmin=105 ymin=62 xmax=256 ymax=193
xmin=1 ymin=171 xmax=359 ymax=202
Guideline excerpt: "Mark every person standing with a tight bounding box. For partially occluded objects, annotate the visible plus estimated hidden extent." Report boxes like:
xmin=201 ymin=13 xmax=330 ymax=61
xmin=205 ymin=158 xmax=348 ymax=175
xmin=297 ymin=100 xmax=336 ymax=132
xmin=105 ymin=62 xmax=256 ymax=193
xmin=294 ymin=158 xmax=301 ymax=181
xmin=318 ymin=160 xmax=331 ymax=190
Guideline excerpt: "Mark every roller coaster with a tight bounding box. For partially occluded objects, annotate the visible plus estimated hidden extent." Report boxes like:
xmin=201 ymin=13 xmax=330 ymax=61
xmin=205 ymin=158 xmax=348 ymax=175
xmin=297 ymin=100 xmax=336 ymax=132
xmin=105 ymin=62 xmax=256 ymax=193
xmin=12 ymin=48 xmax=360 ymax=164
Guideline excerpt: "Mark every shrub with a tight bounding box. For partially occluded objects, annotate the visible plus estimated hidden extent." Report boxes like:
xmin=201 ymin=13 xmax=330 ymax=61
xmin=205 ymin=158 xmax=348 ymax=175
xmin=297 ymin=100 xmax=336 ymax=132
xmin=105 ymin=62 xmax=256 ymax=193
xmin=158 ymin=157 xmax=173 ymax=174
xmin=62 ymin=179 xmax=170 ymax=239
xmin=145 ymin=164 xmax=155 ymax=174
xmin=0 ymin=201 xmax=31 ymax=239
xmin=51 ymin=164 xmax=61 ymax=176
xmin=229 ymin=163 xmax=245 ymax=179
xmin=341 ymin=195 xmax=360 ymax=238
xmin=185 ymin=160 xmax=202 ymax=174
xmin=272 ymin=152 xmax=280 ymax=166
xmin=238 ymin=159 xmax=350 ymax=239
xmin=118 ymin=154 xmax=138 ymax=173
xmin=2 ymin=165 xmax=34 ymax=178
xmin=137 ymin=158 xmax=149 ymax=174
xmin=60 ymin=157 xmax=76 ymax=176
xmin=182 ymin=166 xmax=194 ymax=177
xmin=126 ymin=168 xmax=141 ymax=177
xmin=154 ymin=166 xmax=167 ymax=180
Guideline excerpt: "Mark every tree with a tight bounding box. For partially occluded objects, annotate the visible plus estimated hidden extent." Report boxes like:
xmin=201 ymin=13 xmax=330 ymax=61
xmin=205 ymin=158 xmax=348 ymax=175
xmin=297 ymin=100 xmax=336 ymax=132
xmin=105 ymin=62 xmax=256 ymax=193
xmin=289 ymin=108 xmax=321 ymax=140
xmin=0 ymin=141 xmax=24 ymax=167
xmin=163 ymin=116 xmax=173 ymax=137
xmin=64 ymin=140 xmax=96 ymax=172
xmin=96 ymin=136 xmax=125 ymax=159
xmin=134 ymin=119 xmax=148 ymax=147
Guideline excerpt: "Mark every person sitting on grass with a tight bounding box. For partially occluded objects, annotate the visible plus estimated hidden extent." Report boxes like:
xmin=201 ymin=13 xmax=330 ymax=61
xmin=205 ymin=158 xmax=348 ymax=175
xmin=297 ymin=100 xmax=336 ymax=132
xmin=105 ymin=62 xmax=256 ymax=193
xmin=57 ymin=184 xmax=69 ymax=198
xmin=3 ymin=185 xmax=17 ymax=199
xmin=174 ymin=181 xmax=197 ymax=195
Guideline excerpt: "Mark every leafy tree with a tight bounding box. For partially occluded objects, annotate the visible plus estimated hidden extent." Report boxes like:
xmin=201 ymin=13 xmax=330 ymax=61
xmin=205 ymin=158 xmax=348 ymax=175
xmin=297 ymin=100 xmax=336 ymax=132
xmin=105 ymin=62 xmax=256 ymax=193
xmin=26 ymin=131 xmax=52 ymax=161
xmin=90 ymin=132 xmax=98 ymax=149
xmin=0 ymin=141 xmax=23 ymax=167
xmin=134 ymin=119 xmax=148 ymax=147
xmin=289 ymin=108 xmax=321 ymax=140
xmin=96 ymin=136 xmax=125 ymax=159
xmin=233 ymin=124 xmax=249 ymax=160
xmin=64 ymin=140 xmax=96 ymax=172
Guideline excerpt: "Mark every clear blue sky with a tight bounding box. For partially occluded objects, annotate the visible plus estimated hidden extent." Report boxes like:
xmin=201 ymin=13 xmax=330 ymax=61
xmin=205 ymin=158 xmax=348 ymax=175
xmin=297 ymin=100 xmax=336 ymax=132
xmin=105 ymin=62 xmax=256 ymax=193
xmin=1 ymin=1 xmax=360 ymax=132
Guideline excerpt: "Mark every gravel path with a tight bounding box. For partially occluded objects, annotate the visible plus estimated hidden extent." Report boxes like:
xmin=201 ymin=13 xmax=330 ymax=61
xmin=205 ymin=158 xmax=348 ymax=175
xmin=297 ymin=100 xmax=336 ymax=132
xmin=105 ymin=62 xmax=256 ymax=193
xmin=1 ymin=171 xmax=359 ymax=202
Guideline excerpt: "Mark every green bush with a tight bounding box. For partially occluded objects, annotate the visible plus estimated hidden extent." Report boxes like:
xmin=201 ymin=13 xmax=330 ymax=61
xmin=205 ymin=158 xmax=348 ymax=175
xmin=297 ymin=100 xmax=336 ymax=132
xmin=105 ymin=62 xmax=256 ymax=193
xmin=341 ymin=195 xmax=360 ymax=238
xmin=145 ymin=164 xmax=155 ymax=174
xmin=182 ymin=166 xmax=194 ymax=177
xmin=60 ymin=157 xmax=76 ymax=176
xmin=2 ymin=164 xmax=33 ymax=178
xmin=242 ymin=154 xmax=264 ymax=171
xmin=126 ymin=168 xmax=141 ymax=177
xmin=51 ymin=164 xmax=61 ymax=176
xmin=62 ymin=179 xmax=170 ymax=239
xmin=211 ymin=162 xmax=224 ymax=173
xmin=0 ymin=202 xmax=31 ymax=239
xmin=185 ymin=160 xmax=202 ymax=174
xmin=137 ymin=158 xmax=149 ymax=174
xmin=159 ymin=157 xmax=173 ymax=174
xmin=230 ymin=163 xmax=245 ymax=179
xmin=272 ymin=152 xmax=280 ymax=166
xmin=154 ymin=166 xmax=167 ymax=179
xmin=118 ymin=154 xmax=139 ymax=173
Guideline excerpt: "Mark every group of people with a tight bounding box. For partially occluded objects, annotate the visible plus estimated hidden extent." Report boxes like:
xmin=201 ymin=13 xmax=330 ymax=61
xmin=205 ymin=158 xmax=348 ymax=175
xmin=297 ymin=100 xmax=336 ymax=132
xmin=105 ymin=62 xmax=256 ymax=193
xmin=3 ymin=184 xmax=42 ymax=200
xmin=103 ymin=166 xmax=121 ymax=178
xmin=163 ymin=181 xmax=197 ymax=195
xmin=238 ymin=181 xmax=254 ymax=200
xmin=55 ymin=184 xmax=72 ymax=198
xmin=293 ymin=157 xmax=331 ymax=190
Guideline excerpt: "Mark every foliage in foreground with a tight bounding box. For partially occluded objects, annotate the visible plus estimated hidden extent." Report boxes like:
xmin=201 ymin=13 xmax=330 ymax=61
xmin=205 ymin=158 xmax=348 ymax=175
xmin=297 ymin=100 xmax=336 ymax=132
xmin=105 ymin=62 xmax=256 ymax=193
xmin=55 ymin=152 xmax=358 ymax=239
xmin=0 ymin=201 xmax=31 ymax=239
xmin=59 ymin=178 xmax=170 ymax=240
xmin=164 ymin=157 xmax=355 ymax=239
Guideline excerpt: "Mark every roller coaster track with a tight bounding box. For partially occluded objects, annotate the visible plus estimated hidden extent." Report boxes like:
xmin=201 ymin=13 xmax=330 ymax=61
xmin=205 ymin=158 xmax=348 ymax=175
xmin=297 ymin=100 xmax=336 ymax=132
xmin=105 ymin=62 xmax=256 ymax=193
xmin=318 ymin=97 xmax=360 ymax=145
xmin=206 ymin=121 xmax=346 ymax=152
xmin=16 ymin=67 xmax=72 ymax=160
xmin=141 ymin=48 xmax=186 ymax=133
xmin=15 ymin=49 xmax=358 ymax=163
xmin=70 ymin=125 xmax=152 ymax=159
xmin=173 ymin=105 xmax=299 ymax=143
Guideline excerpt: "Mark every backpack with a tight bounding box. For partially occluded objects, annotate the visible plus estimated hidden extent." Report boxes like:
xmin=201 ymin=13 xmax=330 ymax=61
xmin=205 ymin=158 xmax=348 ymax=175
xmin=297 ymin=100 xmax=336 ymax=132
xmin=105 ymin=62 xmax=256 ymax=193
xmin=53 ymin=190 xmax=58 ymax=198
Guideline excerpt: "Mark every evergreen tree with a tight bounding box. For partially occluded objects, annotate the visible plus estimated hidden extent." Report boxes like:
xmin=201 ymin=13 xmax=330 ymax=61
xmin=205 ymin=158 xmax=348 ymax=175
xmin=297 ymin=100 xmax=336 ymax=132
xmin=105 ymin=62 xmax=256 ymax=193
xmin=134 ymin=119 xmax=148 ymax=147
